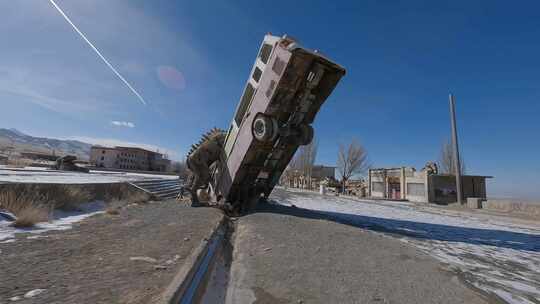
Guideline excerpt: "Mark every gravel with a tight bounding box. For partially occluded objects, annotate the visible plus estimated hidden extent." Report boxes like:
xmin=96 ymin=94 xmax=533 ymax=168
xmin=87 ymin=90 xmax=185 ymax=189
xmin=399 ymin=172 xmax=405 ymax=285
xmin=0 ymin=200 xmax=223 ymax=304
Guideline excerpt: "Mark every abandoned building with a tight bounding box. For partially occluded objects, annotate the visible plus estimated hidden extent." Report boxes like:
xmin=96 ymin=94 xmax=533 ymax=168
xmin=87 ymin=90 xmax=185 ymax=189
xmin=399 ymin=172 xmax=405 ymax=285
xmin=0 ymin=154 xmax=7 ymax=165
xmin=90 ymin=146 xmax=171 ymax=172
xmin=281 ymin=165 xmax=336 ymax=189
xmin=19 ymin=152 xmax=58 ymax=162
xmin=343 ymin=179 xmax=368 ymax=197
xmin=368 ymin=166 xmax=491 ymax=204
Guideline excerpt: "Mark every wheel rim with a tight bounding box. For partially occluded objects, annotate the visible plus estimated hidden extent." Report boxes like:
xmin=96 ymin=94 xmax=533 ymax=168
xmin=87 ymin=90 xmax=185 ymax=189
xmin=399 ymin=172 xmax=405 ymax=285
xmin=253 ymin=119 xmax=266 ymax=139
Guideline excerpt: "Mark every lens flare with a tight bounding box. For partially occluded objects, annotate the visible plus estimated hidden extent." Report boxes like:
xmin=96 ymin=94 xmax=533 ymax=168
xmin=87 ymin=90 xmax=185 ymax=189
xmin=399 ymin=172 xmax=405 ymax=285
xmin=157 ymin=66 xmax=186 ymax=91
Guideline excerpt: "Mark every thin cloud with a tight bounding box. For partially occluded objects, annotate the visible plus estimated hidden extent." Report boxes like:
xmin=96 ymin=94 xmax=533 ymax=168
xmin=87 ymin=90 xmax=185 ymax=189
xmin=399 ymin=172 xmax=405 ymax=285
xmin=0 ymin=85 xmax=102 ymax=114
xmin=111 ymin=121 xmax=135 ymax=128
xmin=0 ymin=65 xmax=127 ymax=117
xmin=48 ymin=0 xmax=147 ymax=106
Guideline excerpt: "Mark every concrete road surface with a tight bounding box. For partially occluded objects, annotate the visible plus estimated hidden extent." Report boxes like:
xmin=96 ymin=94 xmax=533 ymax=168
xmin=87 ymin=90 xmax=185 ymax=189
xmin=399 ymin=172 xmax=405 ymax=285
xmin=226 ymin=202 xmax=497 ymax=304
xmin=266 ymin=188 xmax=540 ymax=303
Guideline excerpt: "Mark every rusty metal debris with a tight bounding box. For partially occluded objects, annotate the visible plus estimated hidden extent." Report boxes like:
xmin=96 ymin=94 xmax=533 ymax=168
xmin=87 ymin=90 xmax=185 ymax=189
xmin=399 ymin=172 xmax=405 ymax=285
xmin=53 ymin=155 xmax=90 ymax=173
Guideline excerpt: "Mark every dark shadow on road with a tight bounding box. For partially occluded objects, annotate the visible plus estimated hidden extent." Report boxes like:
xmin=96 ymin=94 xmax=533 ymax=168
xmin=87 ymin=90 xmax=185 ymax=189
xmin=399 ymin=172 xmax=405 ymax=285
xmin=256 ymin=200 xmax=540 ymax=252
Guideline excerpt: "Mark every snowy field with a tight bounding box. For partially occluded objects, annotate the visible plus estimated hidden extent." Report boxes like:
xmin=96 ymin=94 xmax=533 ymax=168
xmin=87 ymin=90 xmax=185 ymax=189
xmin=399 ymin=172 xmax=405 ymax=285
xmin=271 ymin=188 xmax=540 ymax=304
xmin=0 ymin=166 xmax=178 ymax=184
xmin=0 ymin=201 xmax=105 ymax=243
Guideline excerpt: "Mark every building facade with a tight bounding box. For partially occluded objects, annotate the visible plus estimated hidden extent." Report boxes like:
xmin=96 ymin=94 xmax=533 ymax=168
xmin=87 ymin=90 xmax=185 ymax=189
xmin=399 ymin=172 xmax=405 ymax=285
xmin=312 ymin=165 xmax=336 ymax=180
xmin=343 ymin=179 xmax=368 ymax=197
xmin=281 ymin=165 xmax=336 ymax=190
xmin=90 ymin=146 xmax=171 ymax=172
xmin=368 ymin=167 xmax=490 ymax=204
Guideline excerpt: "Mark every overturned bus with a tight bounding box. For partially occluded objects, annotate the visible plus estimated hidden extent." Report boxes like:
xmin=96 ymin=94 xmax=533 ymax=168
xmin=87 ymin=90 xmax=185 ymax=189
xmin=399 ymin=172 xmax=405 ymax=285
xmin=187 ymin=34 xmax=345 ymax=214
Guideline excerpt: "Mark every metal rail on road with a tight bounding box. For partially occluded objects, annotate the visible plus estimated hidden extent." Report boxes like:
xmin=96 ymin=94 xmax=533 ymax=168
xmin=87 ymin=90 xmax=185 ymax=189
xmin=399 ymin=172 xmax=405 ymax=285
xmin=179 ymin=226 xmax=226 ymax=304
xmin=129 ymin=179 xmax=184 ymax=200
xmin=160 ymin=217 xmax=228 ymax=304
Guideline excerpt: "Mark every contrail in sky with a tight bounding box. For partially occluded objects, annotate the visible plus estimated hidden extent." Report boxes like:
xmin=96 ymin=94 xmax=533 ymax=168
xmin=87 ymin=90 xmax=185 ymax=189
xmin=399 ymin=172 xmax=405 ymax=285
xmin=49 ymin=0 xmax=147 ymax=105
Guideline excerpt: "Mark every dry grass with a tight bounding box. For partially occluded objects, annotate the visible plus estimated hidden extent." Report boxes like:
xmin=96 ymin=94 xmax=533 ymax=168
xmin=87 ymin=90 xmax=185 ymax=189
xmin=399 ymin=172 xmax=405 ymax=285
xmin=47 ymin=186 xmax=91 ymax=211
xmin=103 ymin=190 xmax=150 ymax=215
xmin=12 ymin=206 xmax=50 ymax=227
xmin=0 ymin=183 xmax=150 ymax=226
xmin=96 ymin=184 xmax=150 ymax=203
xmin=105 ymin=207 xmax=120 ymax=215
xmin=0 ymin=190 xmax=51 ymax=227
xmin=125 ymin=191 xmax=150 ymax=204
xmin=0 ymin=185 xmax=93 ymax=227
xmin=84 ymin=184 xmax=152 ymax=216
xmin=6 ymin=157 xmax=34 ymax=168
xmin=0 ymin=191 xmax=44 ymax=215
xmin=105 ymin=199 xmax=124 ymax=215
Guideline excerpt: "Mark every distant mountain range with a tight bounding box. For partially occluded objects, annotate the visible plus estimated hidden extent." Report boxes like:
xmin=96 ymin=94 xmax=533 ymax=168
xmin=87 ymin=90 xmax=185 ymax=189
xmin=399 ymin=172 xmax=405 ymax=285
xmin=0 ymin=128 xmax=92 ymax=160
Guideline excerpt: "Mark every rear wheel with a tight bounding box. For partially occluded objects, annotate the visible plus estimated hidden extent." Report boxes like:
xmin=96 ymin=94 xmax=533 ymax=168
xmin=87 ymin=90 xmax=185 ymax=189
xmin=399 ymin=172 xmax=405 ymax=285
xmin=252 ymin=114 xmax=278 ymax=143
xmin=244 ymin=194 xmax=261 ymax=214
xmin=298 ymin=124 xmax=314 ymax=145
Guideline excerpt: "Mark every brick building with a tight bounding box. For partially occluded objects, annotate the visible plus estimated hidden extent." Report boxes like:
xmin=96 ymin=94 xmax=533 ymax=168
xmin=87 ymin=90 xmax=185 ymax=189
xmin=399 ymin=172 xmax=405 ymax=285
xmin=282 ymin=165 xmax=336 ymax=189
xmin=368 ymin=166 xmax=491 ymax=204
xmin=90 ymin=146 xmax=171 ymax=172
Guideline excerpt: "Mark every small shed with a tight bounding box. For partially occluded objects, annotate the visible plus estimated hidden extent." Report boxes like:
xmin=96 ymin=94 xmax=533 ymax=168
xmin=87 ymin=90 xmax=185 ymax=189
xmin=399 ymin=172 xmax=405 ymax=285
xmin=368 ymin=166 xmax=492 ymax=204
xmin=428 ymin=174 xmax=492 ymax=204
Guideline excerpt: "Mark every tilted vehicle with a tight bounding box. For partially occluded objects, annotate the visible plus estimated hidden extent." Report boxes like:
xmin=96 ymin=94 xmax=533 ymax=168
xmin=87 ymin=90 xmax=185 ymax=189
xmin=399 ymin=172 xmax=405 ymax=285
xmin=198 ymin=34 xmax=345 ymax=214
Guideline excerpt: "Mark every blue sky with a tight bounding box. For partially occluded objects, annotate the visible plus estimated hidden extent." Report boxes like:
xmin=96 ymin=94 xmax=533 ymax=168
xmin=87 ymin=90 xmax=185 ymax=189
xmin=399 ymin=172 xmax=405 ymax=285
xmin=0 ymin=1 xmax=539 ymax=199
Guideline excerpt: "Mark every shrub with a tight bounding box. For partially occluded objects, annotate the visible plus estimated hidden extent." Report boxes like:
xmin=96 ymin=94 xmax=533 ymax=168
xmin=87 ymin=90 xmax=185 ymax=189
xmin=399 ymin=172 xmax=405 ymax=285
xmin=126 ymin=191 xmax=150 ymax=204
xmin=105 ymin=207 xmax=120 ymax=215
xmin=12 ymin=206 xmax=50 ymax=227
xmin=105 ymin=199 xmax=124 ymax=215
xmin=0 ymin=183 xmax=149 ymax=226
xmin=95 ymin=184 xmax=150 ymax=204
xmin=6 ymin=157 xmax=34 ymax=168
xmin=0 ymin=190 xmax=50 ymax=227
xmin=47 ymin=186 xmax=92 ymax=211
xmin=103 ymin=190 xmax=150 ymax=215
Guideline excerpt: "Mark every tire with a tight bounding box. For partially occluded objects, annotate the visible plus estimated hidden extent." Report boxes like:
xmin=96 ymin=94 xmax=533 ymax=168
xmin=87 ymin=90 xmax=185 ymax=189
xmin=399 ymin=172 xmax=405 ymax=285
xmin=298 ymin=124 xmax=314 ymax=145
xmin=242 ymin=189 xmax=261 ymax=215
xmin=252 ymin=114 xmax=278 ymax=143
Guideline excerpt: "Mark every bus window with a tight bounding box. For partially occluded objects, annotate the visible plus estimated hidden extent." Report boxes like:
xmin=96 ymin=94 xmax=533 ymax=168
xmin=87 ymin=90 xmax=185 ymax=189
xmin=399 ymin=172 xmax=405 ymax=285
xmin=234 ymin=83 xmax=255 ymax=126
xmin=252 ymin=67 xmax=262 ymax=82
xmin=258 ymin=43 xmax=272 ymax=64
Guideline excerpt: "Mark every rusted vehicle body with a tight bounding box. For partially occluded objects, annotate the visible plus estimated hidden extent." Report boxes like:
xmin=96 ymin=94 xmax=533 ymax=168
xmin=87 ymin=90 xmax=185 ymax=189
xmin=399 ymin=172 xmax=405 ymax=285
xmin=206 ymin=34 xmax=345 ymax=213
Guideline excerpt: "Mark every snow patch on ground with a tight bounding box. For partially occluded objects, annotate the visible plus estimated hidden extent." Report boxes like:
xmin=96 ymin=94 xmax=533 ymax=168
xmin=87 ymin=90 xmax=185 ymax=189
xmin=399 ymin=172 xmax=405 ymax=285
xmin=0 ymin=201 xmax=105 ymax=242
xmin=24 ymin=289 xmax=46 ymax=298
xmin=0 ymin=167 xmax=178 ymax=184
xmin=272 ymin=189 xmax=540 ymax=304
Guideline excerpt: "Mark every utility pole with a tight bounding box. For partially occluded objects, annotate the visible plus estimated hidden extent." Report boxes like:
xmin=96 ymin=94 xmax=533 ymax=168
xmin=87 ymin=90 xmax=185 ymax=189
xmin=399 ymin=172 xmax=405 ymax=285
xmin=449 ymin=94 xmax=463 ymax=205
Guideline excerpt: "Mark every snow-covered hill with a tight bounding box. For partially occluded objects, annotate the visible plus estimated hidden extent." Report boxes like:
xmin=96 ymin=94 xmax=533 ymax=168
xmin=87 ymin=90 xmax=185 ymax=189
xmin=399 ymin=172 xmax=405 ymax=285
xmin=0 ymin=128 xmax=91 ymax=160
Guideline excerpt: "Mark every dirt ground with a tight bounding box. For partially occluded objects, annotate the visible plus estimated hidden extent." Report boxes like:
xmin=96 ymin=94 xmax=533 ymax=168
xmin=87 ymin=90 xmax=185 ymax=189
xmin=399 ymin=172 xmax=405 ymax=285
xmin=0 ymin=200 xmax=223 ymax=304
